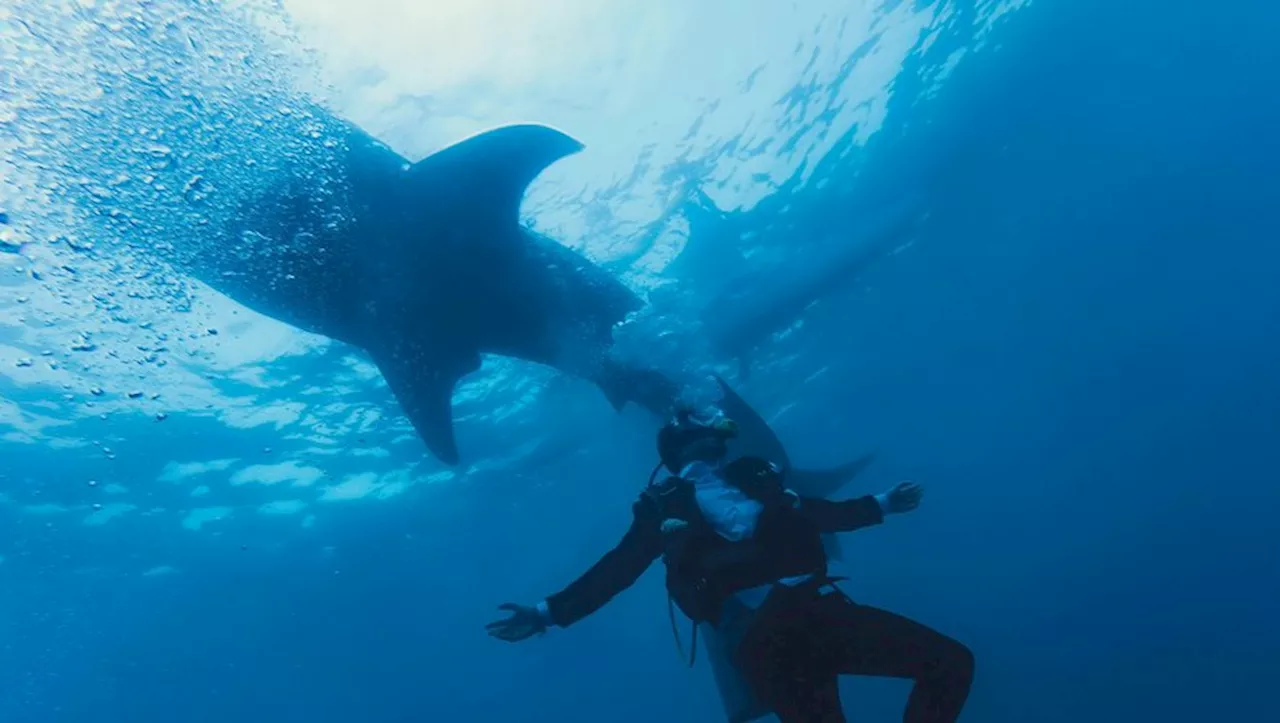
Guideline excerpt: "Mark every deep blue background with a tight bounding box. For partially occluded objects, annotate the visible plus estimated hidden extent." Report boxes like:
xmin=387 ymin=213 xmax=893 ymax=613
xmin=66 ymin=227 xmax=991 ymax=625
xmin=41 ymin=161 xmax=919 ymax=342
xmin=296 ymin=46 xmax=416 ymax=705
xmin=3 ymin=1 xmax=1278 ymax=721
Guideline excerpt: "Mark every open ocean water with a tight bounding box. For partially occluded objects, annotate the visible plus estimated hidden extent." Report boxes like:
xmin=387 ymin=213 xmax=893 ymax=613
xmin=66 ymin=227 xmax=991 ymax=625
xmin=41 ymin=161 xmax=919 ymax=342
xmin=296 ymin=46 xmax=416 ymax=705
xmin=1 ymin=1 xmax=1277 ymax=721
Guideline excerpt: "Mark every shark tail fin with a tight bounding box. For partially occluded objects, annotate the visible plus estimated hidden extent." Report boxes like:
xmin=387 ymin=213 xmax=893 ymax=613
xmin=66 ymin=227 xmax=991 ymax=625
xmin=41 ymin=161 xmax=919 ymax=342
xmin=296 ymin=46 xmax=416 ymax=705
xmin=787 ymin=453 xmax=877 ymax=499
xmin=713 ymin=374 xmax=878 ymax=494
xmin=823 ymin=536 xmax=848 ymax=563
xmin=370 ymin=342 xmax=481 ymax=466
xmin=793 ymin=454 xmax=877 ymax=564
xmin=711 ymin=374 xmax=877 ymax=564
xmin=712 ymin=374 xmax=791 ymax=466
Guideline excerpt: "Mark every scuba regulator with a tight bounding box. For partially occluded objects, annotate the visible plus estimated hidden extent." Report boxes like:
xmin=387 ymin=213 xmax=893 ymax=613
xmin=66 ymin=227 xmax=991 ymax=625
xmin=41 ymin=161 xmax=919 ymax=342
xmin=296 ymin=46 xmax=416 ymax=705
xmin=654 ymin=406 xmax=739 ymax=478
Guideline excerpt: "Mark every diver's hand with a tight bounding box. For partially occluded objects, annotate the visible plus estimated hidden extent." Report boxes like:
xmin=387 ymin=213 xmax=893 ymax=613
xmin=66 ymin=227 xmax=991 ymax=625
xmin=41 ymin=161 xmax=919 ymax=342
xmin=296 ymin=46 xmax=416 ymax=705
xmin=880 ymin=481 xmax=924 ymax=514
xmin=486 ymin=603 xmax=547 ymax=643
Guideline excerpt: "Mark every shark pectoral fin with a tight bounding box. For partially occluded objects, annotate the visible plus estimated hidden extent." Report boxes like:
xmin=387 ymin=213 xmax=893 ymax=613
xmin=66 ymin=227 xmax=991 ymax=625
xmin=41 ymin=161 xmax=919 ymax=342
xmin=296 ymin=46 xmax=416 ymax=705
xmin=787 ymin=453 xmax=877 ymax=499
xmin=370 ymin=345 xmax=480 ymax=466
xmin=712 ymin=373 xmax=877 ymax=498
xmin=407 ymin=124 xmax=585 ymax=228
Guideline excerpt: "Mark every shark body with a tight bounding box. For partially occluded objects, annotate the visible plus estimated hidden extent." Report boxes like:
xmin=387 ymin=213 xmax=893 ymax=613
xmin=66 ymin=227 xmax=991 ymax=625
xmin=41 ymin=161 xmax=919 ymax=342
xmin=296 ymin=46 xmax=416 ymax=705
xmin=191 ymin=118 xmax=871 ymax=502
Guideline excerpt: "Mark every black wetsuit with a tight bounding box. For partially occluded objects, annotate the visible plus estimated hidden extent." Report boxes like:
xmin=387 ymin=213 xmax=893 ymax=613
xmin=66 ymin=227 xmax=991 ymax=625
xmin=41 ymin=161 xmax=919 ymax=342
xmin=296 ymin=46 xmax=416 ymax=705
xmin=541 ymin=468 xmax=974 ymax=723
xmin=736 ymin=581 xmax=974 ymax=722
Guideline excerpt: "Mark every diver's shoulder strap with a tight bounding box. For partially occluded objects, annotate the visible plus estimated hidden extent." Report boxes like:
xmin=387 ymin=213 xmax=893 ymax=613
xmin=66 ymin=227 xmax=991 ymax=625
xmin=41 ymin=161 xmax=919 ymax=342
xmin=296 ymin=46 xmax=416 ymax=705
xmin=723 ymin=455 xmax=784 ymax=484
xmin=641 ymin=474 xmax=701 ymax=522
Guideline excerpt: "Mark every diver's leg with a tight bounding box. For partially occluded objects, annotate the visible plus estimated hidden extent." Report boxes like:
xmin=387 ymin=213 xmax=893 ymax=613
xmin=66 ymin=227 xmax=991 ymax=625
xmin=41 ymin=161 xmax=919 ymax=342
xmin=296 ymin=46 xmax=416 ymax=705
xmin=825 ymin=597 xmax=974 ymax=723
xmin=739 ymin=652 xmax=845 ymax=723
xmin=736 ymin=601 xmax=847 ymax=723
xmin=769 ymin=676 xmax=844 ymax=723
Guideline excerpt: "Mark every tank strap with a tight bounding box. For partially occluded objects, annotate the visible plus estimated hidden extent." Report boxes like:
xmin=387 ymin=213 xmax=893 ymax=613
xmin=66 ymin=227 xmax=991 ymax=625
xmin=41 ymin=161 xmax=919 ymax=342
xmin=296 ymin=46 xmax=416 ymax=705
xmin=667 ymin=594 xmax=698 ymax=668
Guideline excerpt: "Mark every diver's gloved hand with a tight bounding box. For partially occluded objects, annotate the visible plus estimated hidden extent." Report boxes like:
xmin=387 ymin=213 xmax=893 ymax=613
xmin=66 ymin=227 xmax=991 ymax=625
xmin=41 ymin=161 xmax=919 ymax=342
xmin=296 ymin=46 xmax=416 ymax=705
xmin=876 ymin=481 xmax=924 ymax=515
xmin=485 ymin=603 xmax=548 ymax=643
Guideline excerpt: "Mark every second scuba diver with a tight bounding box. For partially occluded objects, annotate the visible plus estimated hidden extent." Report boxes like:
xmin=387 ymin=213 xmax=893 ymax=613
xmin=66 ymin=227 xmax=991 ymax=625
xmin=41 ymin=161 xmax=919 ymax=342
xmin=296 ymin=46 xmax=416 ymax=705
xmin=487 ymin=406 xmax=974 ymax=723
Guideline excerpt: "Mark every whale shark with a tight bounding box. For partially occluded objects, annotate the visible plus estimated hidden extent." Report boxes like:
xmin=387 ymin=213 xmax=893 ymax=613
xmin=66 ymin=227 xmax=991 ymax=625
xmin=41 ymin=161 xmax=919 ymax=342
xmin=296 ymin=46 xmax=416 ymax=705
xmin=192 ymin=118 xmax=873 ymax=500
xmin=691 ymin=200 xmax=922 ymax=379
xmin=200 ymin=121 xmax=664 ymax=464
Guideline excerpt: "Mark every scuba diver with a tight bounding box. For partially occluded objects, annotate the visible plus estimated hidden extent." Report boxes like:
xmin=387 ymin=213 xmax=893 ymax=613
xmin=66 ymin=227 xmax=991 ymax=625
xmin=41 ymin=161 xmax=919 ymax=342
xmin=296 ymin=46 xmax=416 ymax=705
xmin=486 ymin=406 xmax=974 ymax=723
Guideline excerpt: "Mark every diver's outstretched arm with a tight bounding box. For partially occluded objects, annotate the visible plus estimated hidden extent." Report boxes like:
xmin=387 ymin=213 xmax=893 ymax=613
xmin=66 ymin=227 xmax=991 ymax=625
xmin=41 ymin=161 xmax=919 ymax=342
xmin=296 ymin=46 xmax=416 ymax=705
xmin=801 ymin=481 xmax=924 ymax=533
xmin=488 ymin=494 xmax=664 ymax=643
xmin=800 ymin=495 xmax=886 ymax=533
xmin=540 ymin=497 xmax=665 ymax=628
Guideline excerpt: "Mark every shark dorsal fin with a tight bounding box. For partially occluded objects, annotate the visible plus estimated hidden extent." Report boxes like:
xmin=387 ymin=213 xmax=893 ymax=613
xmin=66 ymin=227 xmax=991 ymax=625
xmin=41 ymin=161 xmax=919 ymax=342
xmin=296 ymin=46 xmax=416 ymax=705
xmin=407 ymin=124 xmax=585 ymax=228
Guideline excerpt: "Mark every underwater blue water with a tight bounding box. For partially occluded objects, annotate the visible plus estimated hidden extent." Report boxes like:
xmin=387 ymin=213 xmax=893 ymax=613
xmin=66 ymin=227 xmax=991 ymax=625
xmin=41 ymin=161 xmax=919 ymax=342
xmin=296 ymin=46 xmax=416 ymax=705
xmin=2 ymin=0 xmax=1279 ymax=721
